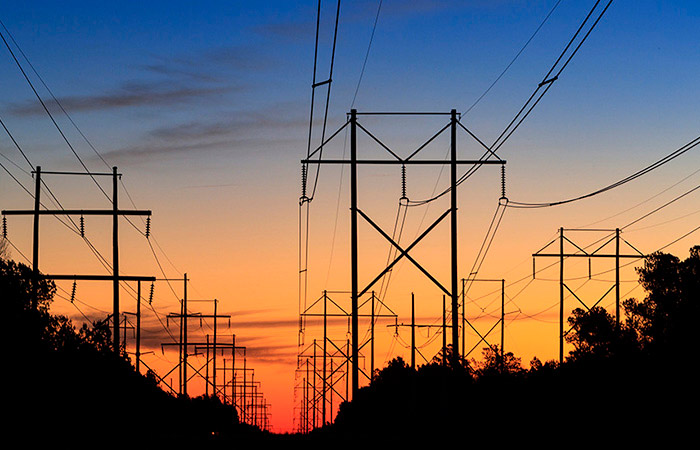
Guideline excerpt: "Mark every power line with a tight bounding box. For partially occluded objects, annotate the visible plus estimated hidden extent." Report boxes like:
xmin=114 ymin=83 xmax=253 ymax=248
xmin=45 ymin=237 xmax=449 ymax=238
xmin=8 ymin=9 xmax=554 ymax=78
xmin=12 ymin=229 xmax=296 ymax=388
xmin=507 ymin=135 xmax=700 ymax=209
xmin=0 ymin=115 xmax=34 ymax=170
xmin=491 ymin=0 xmax=614 ymax=153
xmin=462 ymin=0 xmax=562 ymax=116
xmin=409 ymin=1 xmax=614 ymax=208
xmin=350 ymin=0 xmax=382 ymax=108
xmin=581 ymin=166 xmax=700 ymax=228
xmin=0 ymin=22 xmax=111 ymax=201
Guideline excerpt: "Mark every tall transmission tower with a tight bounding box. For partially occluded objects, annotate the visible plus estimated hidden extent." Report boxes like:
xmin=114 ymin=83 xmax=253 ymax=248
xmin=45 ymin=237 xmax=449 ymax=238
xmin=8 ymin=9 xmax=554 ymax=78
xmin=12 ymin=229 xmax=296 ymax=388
xmin=301 ymin=109 xmax=506 ymax=397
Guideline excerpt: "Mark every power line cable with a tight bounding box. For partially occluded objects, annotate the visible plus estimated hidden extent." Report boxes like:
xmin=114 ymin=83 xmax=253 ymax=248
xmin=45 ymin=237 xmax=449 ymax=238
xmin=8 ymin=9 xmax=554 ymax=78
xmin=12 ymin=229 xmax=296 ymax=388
xmin=0 ymin=22 xmax=111 ymax=201
xmin=507 ymin=135 xmax=700 ymax=208
xmin=350 ymin=0 xmax=382 ymax=108
xmin=409 ymin=0 xmax=614 ymax=207
xmin=581 ymin=166 xmax=700 ymax=228
xmin=462 ymin=0 xmax=562 ymax=116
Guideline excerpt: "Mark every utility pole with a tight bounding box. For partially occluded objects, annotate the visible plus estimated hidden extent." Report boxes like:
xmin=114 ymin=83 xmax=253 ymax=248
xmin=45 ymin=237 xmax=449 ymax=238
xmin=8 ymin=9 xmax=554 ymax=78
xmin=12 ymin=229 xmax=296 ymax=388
xmin=442 ymin=294 xmax=447 ymax=366
xmin=450 ymin=109 xmax=459 ymax=368
xmin=112 ymin=166 xmax=120 ymax=351
xmin=136 ymin=281 xmax=141 ymax=372
xmin=3 ymin=166 xmax=153 ymax=353
xmin=533 ymin=228 xmax=645 ymax=362
xmin=412 ymin=293 xmax=415 ymax=370
xmin=32 ymin=166 xmax=41 ymax=310
xmin=350 ymin=108 xmax=359 ymax=398
xmin=301 ymin=109 xmax=505 ymax=398
xmin=392 ymin=292 xmax=453 ymax=368
xmin=298 ymin=289 xmax=396 ymax=427
xmin=163 ymin=283 xmax=231 ymax=397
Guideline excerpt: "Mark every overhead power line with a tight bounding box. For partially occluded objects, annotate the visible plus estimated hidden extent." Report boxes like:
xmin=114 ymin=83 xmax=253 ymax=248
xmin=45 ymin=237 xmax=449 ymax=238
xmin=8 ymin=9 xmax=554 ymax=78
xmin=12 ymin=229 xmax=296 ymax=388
xmin=507 ymin=135 xmax=700 ymax=209
xmin=0 ymin=21 xmax=111 ymax=201
xmin=407 ymin=1 xmax=614 ymax=208
xmin=462 ymin=0 xmax=562 ymax=116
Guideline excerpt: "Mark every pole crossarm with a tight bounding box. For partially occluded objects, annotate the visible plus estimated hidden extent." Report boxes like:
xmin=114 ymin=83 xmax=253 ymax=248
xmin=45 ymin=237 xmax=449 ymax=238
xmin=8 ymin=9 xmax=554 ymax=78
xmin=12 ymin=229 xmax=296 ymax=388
xmin=534 ymin=253 xmax=647 ymax=258
xmin=42 ymin=274 xmax=155 ymax=281
xmin=301 ymin=159 xmax=506 ymax=165
xmin=2 ymin=209 xmax=151 ymax=216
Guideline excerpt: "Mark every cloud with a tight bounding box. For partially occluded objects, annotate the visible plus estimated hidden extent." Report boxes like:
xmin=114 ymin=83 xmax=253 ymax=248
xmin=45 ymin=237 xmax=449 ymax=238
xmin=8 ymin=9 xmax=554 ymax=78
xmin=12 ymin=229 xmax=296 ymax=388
xmin=9 ymin=82 xmax=232 ymax=116
xmin=101 ymin=108 xmax=313 ymax=162
xmin=252 ymin=21 xmax=315 ymax=42
xmin=140 ymin=44 xmax=276 ymax=83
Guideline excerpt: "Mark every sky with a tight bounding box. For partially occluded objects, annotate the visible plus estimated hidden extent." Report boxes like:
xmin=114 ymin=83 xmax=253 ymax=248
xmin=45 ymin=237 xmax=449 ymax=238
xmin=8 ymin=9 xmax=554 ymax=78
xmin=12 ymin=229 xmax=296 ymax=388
xmin=1 ymin=0 xmax=699 ymax=433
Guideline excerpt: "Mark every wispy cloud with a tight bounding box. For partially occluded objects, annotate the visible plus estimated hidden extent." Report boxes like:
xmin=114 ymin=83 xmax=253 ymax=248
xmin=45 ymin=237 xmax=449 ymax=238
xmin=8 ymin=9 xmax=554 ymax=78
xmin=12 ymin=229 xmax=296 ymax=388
xmin=9 ymin=81 xmax=232 ymax=116
xmin=102 ymin=108 xmax=312 ymax=162
xmin=252 ymin=21 xmax=315 ymax=42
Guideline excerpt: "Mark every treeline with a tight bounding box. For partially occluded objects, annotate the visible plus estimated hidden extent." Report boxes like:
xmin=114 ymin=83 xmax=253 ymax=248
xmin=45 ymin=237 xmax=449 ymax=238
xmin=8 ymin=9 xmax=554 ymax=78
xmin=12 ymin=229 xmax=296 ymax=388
xmin=319 ymin=246 xmax=699 ymax=442
xmin=1 ymin=257 xmax=261 ymax=443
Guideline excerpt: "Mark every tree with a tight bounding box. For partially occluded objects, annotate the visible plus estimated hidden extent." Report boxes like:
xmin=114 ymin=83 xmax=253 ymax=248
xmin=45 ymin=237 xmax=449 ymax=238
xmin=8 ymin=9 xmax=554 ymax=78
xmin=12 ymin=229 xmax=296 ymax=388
xmin=623 ymin=245 xmax=700 ymax=356
xmin=2 ymin=257 xmax=242 ymax=442
xmin=565 ymin=306 xmax=639 ymax=361
xmin=473 ymin=345 xmax=524 ymax=377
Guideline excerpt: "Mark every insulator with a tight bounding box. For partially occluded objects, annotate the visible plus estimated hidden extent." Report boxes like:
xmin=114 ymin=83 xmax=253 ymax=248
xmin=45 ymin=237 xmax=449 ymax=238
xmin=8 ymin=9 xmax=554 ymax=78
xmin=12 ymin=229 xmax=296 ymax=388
xmin=300 ymin=164 xmax=308 ymax=202
xmin=71 ymin=280 xmax=77 ymax=303
xmin=149 ymin=282 xmax=154 ymax=304
xmin=500 ymin=164 xmax=507 ymax=199
xmin=2 ymin=216 xmax=6 ymax=239
xmin=80 ymin=215 xmax=85 ymax=237
xmin=145 ymin=217 xmax=151 ymax=239
xmin=400 ymin=164 xmax=407 ymax=201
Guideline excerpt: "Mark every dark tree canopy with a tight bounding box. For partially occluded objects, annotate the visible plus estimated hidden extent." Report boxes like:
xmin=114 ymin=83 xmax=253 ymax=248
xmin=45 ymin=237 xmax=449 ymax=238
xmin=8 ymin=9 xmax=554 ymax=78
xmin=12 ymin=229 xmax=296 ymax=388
xmin=1 ymin=257 xmax=243 ymax=443
xmin=623 ymin=246 xmax=700 ymax=355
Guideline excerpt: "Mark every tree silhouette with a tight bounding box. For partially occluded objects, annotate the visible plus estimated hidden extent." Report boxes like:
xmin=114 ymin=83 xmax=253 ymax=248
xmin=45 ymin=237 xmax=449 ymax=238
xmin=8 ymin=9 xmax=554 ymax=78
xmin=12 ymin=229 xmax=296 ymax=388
xmin=2 ymin=257 xmax=243 ymax=443
xmin=565 ymin=306 xmax=640 ymax=362
xmin=473 ymin=345 xmax=524 ymax=376
xmin=623 ymin=246 xmax=700 ymax=357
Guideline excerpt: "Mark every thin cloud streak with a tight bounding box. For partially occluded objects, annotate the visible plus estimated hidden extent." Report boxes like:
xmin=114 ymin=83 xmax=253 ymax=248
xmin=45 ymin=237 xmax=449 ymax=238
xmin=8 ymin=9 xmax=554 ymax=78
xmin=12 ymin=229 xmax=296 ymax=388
xmin=9 ymin=82 xmax=233 ymax=116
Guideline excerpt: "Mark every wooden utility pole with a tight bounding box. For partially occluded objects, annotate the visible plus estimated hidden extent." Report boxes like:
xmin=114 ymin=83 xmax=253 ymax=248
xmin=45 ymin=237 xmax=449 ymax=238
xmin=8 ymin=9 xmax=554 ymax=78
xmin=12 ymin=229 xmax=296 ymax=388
xmin=3 ymin=166 xmax=153 ymax=353
xmin=302 ymin=109 xmax=505 ymax=398
xmin=32 ymin=166 xmax=41 ymax=310
xmin=450 ymin=109 xmax=459 ymax=368
xmin=533 ymin=228 xmax=645 ymax=362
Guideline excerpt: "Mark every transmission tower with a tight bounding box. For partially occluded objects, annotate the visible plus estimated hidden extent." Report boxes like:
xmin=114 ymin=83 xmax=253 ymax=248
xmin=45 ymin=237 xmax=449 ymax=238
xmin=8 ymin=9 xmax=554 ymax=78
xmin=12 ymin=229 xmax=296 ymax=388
xmin=532 ymin=227 xmax=646 ymax=362
xmin=301 ymin=109 xmax=506 ymax=397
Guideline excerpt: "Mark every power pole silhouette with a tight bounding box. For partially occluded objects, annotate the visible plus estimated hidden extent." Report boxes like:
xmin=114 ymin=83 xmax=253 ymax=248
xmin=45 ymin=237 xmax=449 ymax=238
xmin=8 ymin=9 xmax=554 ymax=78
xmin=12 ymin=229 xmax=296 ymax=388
xmin=161 ymin=276 xmax=231 ymax=397
xmin=532 ymin=228 xmax=646 ymax=362
xmin=391 ymin=292 xmax=453 ymax=369
xmin=461 ymin=278 xmax=509 ymax=365
xmin=301 ymin=109 xmax=505 ymax=397
xmin=2 ymin=166 xmax=154 ymax=352
xmin=296 ymin=336 xmax=353 ymax=432
xmin=299 ymin=289 xmax=396 ymax=427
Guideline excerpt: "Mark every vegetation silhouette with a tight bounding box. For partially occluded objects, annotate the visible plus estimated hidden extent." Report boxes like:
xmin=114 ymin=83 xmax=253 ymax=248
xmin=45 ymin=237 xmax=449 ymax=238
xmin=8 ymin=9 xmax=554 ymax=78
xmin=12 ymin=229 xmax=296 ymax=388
xmin=1 ymin=257 xmax=267 ymax=443
xmin=322 ymin=246 xmax=699 ymax=442
xmin=4 ymin=245 xmax=697 ymax=442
